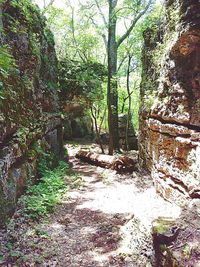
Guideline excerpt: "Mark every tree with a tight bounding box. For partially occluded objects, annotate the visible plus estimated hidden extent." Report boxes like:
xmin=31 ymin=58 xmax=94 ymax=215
xmin=42 ymin=0 xmax=159 ymax=155
xmin=42 ymin=0 xmax=55 ymax=11
xmin=107 ymin=0 xmax=153 ymax=154
xmin=0 ymin=1 xmax=3 ymax=42
xmin=107 ymin=0 xmax=118 ymax=154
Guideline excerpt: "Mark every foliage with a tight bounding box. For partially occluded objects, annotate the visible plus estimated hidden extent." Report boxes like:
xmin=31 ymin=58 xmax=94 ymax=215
xmin=59 ymin=60 xmax=107 ymax=104
xmin=1 ymin=0 xmax=165 ymax=148
xmin=45 ymin=4 xmax=105 ymax=62
xmin=9 ymin=0 xmax=45 ymax=31
xmin=0 ymin=46 xmax=17 ymax=78
xmin=21 ymin=161 xmax=69 ymax=219
xmin=42 ymin=0 xmax=164 ymax=137
xmin=0 ymin=46 xmax=17 ymax=99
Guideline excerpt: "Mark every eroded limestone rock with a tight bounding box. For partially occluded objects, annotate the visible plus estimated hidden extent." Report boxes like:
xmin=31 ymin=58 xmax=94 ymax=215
xmin=139 ymin=0 xmax=200 ymax=206
xmin=0 ymin=0 xmax=63 ymax=225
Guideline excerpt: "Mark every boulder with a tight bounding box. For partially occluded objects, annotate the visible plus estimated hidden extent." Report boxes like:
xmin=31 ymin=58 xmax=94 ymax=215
xmin=63 ymin=116 xmax=93 ymax=140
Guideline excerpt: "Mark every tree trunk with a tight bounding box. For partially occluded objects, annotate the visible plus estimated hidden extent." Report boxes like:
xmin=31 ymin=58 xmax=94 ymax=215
xmin=0 ymin=4 xmax=3 ymax=42
xmin=99 ymin=107 xmax=107 ymax=134
xmin=106 ymin=0 xmax=152 ymax=155
xmin=125 ymin=54 xmax=132 ymax=151
xmin=90 ymin=106 xmax=105 ymax=154
xmin=107 ymin=0 xmax=119 ymax=155
xmin=76 ymin=150 xmax=137 ymax=172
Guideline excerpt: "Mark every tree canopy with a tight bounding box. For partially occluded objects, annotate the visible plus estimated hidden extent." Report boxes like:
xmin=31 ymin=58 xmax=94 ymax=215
xmin=36 ymin=0 xmax=163 ymax=153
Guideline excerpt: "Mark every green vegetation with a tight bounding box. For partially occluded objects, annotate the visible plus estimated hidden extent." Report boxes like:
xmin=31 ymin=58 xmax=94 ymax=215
xmin=20 ymin=161 xmax=69 ymax=219
xmin=0 ymin=0 xmax=59 ymax=138
xmin=10 ymin=0 xmax=44 ymax=30
xmin=0 ymin=46 xmax=16 ymax=78
xmin=141 ymin=3 xmax=180 ymax=113
xmin=43 ymin=0 xmax=164 ymax=139
xmin=59 ymin=60 xmax=106 ymax=103
xmin=182 ymin=245 xmax=191 ymax=259
xmin=153 ymin=217 xmax=176 ymax=235
xmin=0 ymin=46 xmax=17 ymax=99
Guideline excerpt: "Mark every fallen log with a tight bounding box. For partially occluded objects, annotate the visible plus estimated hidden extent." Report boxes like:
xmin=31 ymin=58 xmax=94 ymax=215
xmin=75 ymin=150 xmax=137 ymax=172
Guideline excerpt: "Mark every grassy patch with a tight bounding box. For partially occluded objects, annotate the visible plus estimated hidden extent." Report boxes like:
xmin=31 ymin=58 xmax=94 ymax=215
xmin=20 ymin=161 xmax=70 ymax=219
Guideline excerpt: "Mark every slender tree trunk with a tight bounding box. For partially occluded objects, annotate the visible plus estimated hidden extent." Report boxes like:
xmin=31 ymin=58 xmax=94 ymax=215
xmin=125 ymin=54 xmax=132 ymax=151
xmin=0 ymin=4 xmax=3 ymax=42
xmin=121 ymin=95 xmax=128 ymax=113
xmin=107 ymin=0 xmax=119 ymax=155
xmin=99 ymin=107 xmax=107 ymax=133
xmin=90 ymin=106 xmax=105 ymax=154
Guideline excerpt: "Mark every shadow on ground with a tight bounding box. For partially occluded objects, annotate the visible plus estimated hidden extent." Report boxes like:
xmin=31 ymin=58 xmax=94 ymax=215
xmin=0 ymin=141 xmax=182 ymax=267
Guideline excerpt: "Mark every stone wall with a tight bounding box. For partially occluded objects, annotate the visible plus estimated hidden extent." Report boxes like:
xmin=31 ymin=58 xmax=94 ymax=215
xmin=0 ymin=0 xmax=63 ymax=225
xmin=139 ymin=0 xmax=200 ymax=205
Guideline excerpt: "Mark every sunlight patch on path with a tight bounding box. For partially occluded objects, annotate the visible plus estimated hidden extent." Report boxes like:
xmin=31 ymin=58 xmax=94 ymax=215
xmin=76 ymin=181 xmax=181 ymax=231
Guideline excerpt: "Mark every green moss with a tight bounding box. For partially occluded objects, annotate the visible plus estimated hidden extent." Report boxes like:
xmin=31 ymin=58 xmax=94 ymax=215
xmin=141 ymin=3 xmax=181 ymax=112
xmin=15 ymin=127 xmax=29 ymax=144
xmin=29 ymin=32 xmax=41 ymax=58
xmin=152 ymin=4 xmax=180 ymax=69
xmin=10 ymin=0 xmax=44 ymax=30
xmin=153 ymin=217 xmax=176 ymax=235
xmin=0 ymin=45 xmax=18 ymax=101
xmin=0 ymin=0 xmax=58 ymax=127
xmin=0 ymin=46 xmax=17 ymax=77
xmin=45 ymin=28 xmax=55 ymax=46
xmin=182 ymin=245 xmax=191 ymax=259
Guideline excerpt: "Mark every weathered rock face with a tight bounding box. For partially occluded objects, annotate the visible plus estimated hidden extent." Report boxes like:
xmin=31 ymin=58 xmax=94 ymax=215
xmin=139 ymin=0 xmax=200 ymax=205
xmin=63 ymin=116 xmax=93 ymax=140
xmin=0 ymin=0 xmax=63 ymax=225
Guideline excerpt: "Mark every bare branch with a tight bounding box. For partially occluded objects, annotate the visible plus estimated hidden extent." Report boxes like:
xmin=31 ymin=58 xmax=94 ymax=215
xmin=42 ymin=0 xmax=55 ymax=13
xmin=94 ymin=0 xmax=108 ymax=27
xmin=67 ymin=0 xmax=88 ymax=62
xmin=89 ymin=16 xmax=108 ymax=48
xmin=117 ymin=53 xmax=128 ymax=72
xmin=117 ymin=0 xmax=152 ymax=48
xmin=78 ymin=1 xmax=108 ymax=49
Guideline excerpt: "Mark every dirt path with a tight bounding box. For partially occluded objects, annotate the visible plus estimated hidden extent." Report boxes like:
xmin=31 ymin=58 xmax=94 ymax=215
xmin=0 ymin=142 xmax=181 ymax=267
